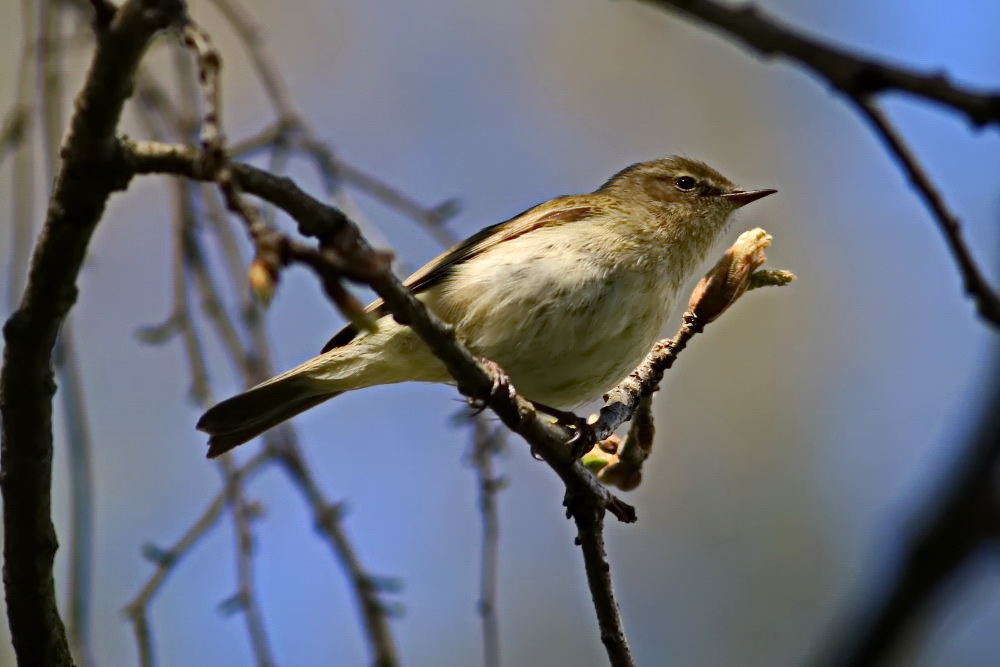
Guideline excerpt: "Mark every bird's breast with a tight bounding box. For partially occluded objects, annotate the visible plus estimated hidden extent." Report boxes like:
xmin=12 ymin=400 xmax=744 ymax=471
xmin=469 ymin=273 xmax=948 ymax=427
xmin=428 ymin=229 xmax=676 ymax=407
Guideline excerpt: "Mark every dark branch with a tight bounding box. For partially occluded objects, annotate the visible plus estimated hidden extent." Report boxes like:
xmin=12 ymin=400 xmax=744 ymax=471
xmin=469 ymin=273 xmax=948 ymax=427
xmin=824 ymin=356 xmax=1000 ymax=666
xmin=0 ymin=2 xmax=183 ymax=665
xmin=572 ymin=504 xmax=634 ymax=667
xmin=638 ymin=0 xmax=1000 ymax=127
xmin=850 ymin=99 xmax=1000 ymax=326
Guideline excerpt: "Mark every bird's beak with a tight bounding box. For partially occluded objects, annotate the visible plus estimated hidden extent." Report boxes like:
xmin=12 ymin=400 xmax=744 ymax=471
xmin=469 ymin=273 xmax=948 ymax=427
xmin=720 ymin=188 xmax=777 ymax=207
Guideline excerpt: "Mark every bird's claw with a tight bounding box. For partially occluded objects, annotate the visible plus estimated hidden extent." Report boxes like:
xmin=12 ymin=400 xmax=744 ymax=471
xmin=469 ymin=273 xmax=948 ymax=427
xmin=467 ymin=358 xmax=514 ymax=415
xmin=529 ymin=401 xmax=597 ymax=460
xmin=565 ymin=417 xmax=598 ymax=460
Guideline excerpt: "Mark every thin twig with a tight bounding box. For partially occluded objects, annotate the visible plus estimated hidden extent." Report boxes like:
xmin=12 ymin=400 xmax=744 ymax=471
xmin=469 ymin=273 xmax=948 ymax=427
xmin=851 ymin=98 xmax=1000 ymax=326
xmin=205 ymin=0 xmax=296 ymax=118
xmin=122 ymin=451 xmax=272 ymax=667
xmin=470 ymin=418 xmax=505 ymax=667
xmin=593 ymin=316 xmax=701 ymax=444
xmin=274 ymin=445 xmax=402 ymax=667
xmin=218 ymin=455 xmax=276 ymax=667
xmin=572 ymin=505 xmax=634 ymax=667
xmin=638 ymin=0 xmax=1000 ymax=127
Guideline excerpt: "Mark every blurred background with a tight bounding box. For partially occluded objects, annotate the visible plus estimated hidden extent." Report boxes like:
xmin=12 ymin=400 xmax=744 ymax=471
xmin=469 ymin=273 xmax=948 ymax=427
xmin=2 ymin=0 xmax=999 ymax=665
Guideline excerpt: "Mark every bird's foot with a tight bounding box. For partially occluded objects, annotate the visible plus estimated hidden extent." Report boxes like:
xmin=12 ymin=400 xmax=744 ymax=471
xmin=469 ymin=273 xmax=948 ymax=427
xmin=531 ymin=402 xmax=598 ymax=460
xmin=467 ymin=358 xmax=515 ymax=415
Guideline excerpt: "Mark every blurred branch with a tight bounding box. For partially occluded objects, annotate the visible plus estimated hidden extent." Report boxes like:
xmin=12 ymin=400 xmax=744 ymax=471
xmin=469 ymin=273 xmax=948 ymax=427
xmin=639 ymin=0 xmax=1000 ymax=329
xmin=205 ymin=0 xmax=460 ymax=245
xmin=7 ymin=0 xmax=37 ymax=312
xmin=232 ymin=121 xmax=460 ymax=248
xmin=186 ymin=152 xmax=402 ymax=663
xmin=137 ymin=165 xmax=401 ymax=664
xmin=0 ymin=1 xmax=184 ymax=665
xmin=0 ymin=107 xmax=30 ymax=167
xmin=824 ymin=355 xmax=1000 ymax=666
xmin=271 ymin=443 xmax=402 ymax=667
xmin=469 ymin=417 xmax=506 ymax=667
xmin=218 ymin=455 xmax=276 ymax=667
xmin=121 ymin=450 xmax=271 ymax=667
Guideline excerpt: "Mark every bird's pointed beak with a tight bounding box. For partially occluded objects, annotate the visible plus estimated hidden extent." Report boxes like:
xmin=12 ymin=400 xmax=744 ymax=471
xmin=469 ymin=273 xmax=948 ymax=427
xmin=720 ymin=188 xmax=777 ymax=207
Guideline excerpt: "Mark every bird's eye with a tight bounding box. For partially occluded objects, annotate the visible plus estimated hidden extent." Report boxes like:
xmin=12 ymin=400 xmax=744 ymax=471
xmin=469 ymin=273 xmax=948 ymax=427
xmin=674 ymin=176 xmax=697 ymax=192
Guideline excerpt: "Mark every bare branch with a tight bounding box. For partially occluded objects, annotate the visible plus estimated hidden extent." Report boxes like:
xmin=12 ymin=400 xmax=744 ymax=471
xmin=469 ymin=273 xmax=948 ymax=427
xmin=36 ymin=6 xmax=99 ymax=663
xmin=572 ymin=504 xmax=634 ymax=667
xmin=638 ymin=0 xmax=1000 ymax=127
xmin=218 ymin=455 xmax=277 ymax=667
xmin=850 ymin=98 xmax=1000 ymax=326
xmin=122 ymin=451 xmax=272 ymax=667
xmin=823 ymin=358 xmax=1000 ymax=666
xmin=584 ymin=395 xmax=654 ymax=492
xmin=0 ymin=1 xmax=185 ymax=664
xmin=469 ymin=417 xmax=505 ymax=667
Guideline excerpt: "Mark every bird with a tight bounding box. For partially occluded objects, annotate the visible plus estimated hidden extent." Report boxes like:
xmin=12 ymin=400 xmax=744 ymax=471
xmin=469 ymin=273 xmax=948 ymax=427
xmin=198 ymin=157 xmax=775 ymax=457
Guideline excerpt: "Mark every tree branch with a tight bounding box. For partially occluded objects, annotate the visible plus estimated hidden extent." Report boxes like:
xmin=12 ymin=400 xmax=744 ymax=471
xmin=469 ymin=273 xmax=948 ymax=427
xmin=469 ymin=418 xmax=505 ymax=667
xmin=638 ymin=0 xmax=1000 ymax=127
xmin=121 ymin=451 xmax=271 ymax=667
xmin=849 ymin=98 xmax=1000 ymax=325
xmin=573 ymin=505 xmax=634 ymax=667
xmin=0 ymin=2 xmax=183 ymax=665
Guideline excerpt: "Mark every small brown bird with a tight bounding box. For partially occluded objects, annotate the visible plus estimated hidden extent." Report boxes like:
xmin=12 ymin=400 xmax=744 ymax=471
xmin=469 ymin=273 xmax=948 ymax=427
xmin=198 ymin=157 xmax=775 ymax=457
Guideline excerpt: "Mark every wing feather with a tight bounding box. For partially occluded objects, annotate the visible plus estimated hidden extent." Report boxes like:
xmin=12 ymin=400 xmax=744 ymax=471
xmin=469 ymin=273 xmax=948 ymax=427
xmin=320 ymin=196 xmax=602 ymax=352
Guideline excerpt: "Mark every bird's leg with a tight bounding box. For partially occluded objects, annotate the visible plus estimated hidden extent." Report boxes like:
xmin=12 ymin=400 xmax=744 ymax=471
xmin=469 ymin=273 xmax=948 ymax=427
xmin=466 ymin=357 xmax=515 ymax=415
xmin=530 ymin=401 xmax=598 ymax=460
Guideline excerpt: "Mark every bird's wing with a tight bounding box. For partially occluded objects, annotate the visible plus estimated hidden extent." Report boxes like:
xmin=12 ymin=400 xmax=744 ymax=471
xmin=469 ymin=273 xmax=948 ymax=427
xmin=320 ymin=196 xmax=602 ymax=352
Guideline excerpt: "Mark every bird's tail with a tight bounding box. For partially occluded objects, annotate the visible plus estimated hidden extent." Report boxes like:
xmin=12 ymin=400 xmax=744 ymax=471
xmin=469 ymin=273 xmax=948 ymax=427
xmin=198 ymin=318 xmax=446 ymax=457
xmin=198 ymin=372 xmax=341 ymax=458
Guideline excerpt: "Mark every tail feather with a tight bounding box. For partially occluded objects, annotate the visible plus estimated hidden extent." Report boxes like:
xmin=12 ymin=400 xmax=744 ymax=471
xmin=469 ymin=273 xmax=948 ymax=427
xmin=198 ymin=374 xmax=340 ymax=458
xmin=198 ymin=317 xmax=438 ymax=456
